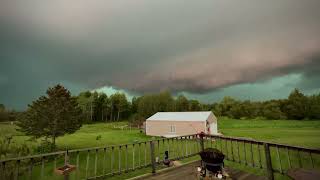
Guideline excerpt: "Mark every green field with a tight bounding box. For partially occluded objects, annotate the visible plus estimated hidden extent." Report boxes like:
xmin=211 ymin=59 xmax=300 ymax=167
xmin=1 ymin=118 xmax=320 ymax=179
xmin=1 ymin=118 xmax=319 ymax=151
xmin=218 ymin=117 xmax=320 ymax=148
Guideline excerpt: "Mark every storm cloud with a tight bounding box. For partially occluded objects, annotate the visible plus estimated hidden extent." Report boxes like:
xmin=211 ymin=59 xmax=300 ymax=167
xmin=1 ymin=0 xmax=320 ymax=109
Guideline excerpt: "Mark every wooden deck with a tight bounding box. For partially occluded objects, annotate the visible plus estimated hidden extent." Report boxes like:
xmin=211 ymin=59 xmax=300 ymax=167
xmin=133 ymin=161 xmax=267 ymax=180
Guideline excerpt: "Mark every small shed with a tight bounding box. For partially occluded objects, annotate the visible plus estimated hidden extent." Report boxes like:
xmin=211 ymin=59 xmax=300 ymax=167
xmin=145 ymin=111 xmax=218 ymax=137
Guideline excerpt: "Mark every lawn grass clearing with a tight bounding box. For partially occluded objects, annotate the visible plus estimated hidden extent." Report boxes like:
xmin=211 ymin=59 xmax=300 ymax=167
xmin=218 ymin=117 xmax=320 ymax=148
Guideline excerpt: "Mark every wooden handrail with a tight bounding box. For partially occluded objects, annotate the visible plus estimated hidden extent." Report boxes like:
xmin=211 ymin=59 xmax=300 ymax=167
xmin=1 ymin=133 xmax=319 ymax=180
xmin=203 ymin=134 xmax=320 ymax=154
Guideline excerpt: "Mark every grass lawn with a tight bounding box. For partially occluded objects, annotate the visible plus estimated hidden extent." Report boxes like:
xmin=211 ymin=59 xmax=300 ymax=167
xmin=2 ymin=118 xmax=319 ymax=151
xmin=0 ymin=122 xmax=152 ymax=153
xmin=218 ymin=117 xmax=320 ymax=148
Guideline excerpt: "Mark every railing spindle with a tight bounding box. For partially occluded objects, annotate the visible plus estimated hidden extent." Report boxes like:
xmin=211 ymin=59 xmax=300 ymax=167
xmin=244 ymin=141 xmax=247 ymax=166
xmin=286 ymin=147 xmax=291 ymax=169
xmin=214 ymin=137 xmax=217 ymax=148
xmin=276 ymin=145 xmax=283 ymax=174
xmin=76 ymin=151 xmax=80 ymax=179
xmin=231 ymin=140 xmax=234 ymax=162
xmin=94 ymin=149 xmax=98 ymax=177
xmin=119 ymin=146 xmax=122 ymax=173
xmin=86 ymin=150 xmax=90 ymax=179
xmin=250 ymin=142 xmax=254 ymax=167
xmin=225 ymin=139 xmax=228 ymax=160
xmin=103 ymin=148 xmax=106 ymax=175
xmin=186 ymin=136 xmax=188 ymax=157
xmin=1 ymin=162 xmax=4 ymax=179
xmin=111 ymin=146 xmax=114 ymax=174
xmin=150 ymin=141 xmax=156 ymax=174
xmin=179 ymin=137 xmax=182 ymax=159
xmin=125 ymin=145 xmax=128 ymax=172
xmin=309 ymin=152 xmax=314 ymax=168
xmin=139 ymin=143 xmax=141 ymax=168
xmin=264 ymin=143 xmax=274 ymax=180
xmin=297 ymin=150 xmax=302 ymax=168
xmin=174 ymin=138 xmax=177 ymax=159
xmin=158 ymin=140 xmax=160 ymax=160
xmin=133 ymin=144 xmax=135 ymax=170
xmin=196 ymin=135 xmax=199 ymax=153
xmin=41 ymin=156 xmax=45 ymax=179
xmin=14 ymin=160 xmax=20 ymax=180
xmin=172 ymin=138 xmax=176 ymax=159
xmin=144 ymin=142 xmax=147 ymax=166
xmin=0 ymin=161 xmax=6 ymax=180
xmin=162 ymin=139 xmax=165 ymax=159
xmin=29 ymin=158 xmax=33 ymax=180
xmin=174 ymin=138 xmax=179 ymax=159
xmin=180 ymin=137 xmax=185 ymax=158
xmin=237 ymin=140 xmax=241 ymax=163
xmin=258 ymin=144 xmax=262 ymax=168
xmin=193 ymin=136 xmax=195 ymax=154
xmin=190 ymin=136 xmax=193 ymax=155
xmin=185 ymin=136 xmax=188 ymax=157
xmin=181 ymin=137 xmax=184 ymax=158
xmin=167 ymin=139 xmax=170 ymax=159
xmin=54 ymin=156 xmax=57 ymax=170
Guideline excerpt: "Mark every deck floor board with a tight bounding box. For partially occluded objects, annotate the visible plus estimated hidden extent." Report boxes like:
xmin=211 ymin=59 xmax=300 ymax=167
xmin=142 ymin=161 xmax=267 ymax=180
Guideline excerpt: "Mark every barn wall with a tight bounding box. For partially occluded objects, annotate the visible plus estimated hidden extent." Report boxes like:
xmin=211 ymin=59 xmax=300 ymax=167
xmin=208 ymin=113 xmax=218 ymax=134
xmin=146 ymin=120 xmax=206 ymax=137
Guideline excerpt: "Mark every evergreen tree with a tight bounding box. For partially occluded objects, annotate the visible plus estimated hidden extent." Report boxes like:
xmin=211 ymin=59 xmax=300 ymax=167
xmin=284 ymin=89 xmax=308 ymax=120
xmin=18 ymin=84 xmax=83 ymax=147
xmin=175 ymin=95 xmax=189 ymax=111
xmin=308 ymin=94 xmax=320 ymax=119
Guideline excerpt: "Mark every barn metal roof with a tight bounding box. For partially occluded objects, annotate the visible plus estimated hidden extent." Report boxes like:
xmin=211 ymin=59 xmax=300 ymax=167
xmin=146 ymin=111 xmax=213 ymax=121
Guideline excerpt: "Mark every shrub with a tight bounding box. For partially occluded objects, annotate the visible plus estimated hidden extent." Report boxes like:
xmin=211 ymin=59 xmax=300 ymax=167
xmin=33 ymin=140 xmax=56 ymax=154
xmin=96 ymin=135 xmax=102 ymax=140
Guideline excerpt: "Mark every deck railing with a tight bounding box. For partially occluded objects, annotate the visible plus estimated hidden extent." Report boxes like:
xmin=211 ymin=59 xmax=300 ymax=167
xmin=0 ymin=134 xmax=319 ymax=180
xmin=201 ymin=134 xmax=320 ymax=180
xmin=0 ymin=135 xmax=200 ymax=180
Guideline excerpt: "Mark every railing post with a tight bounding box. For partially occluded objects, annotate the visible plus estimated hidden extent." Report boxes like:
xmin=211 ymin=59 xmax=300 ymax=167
xmin=199 ymin=133 xmax=205 ymax=152
xmin=64 ymin=150 xmax=69 ymax=180
xmin=150 ymin=141 xmax=156 ymax=174
xmin=264 ymin=143 xmax=274 ymax=180
xmin=2 ymin=162 xmax=6 ymax=180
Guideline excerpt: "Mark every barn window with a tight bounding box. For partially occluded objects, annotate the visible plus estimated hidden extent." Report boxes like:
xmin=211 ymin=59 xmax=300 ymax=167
xmin=169 ymin=125 xmax=176 ymax=133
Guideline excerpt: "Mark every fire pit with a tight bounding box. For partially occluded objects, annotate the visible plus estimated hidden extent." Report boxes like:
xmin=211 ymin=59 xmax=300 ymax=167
xmin=199 ymin=148 xmax=225 ymax=178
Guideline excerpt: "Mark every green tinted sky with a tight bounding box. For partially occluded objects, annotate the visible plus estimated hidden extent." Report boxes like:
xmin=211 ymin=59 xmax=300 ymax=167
xmin=1 ymin=0 xmax=320 ymax=109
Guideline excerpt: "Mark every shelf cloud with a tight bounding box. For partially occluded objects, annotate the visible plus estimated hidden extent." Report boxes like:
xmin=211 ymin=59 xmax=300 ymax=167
xmin=1 ymin=0 xmax=320 ymax=109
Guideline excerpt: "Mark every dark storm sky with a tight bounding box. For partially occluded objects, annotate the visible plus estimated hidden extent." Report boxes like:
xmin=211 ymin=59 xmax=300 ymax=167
xmin=1 ymin=0 xmax=320 ymax=110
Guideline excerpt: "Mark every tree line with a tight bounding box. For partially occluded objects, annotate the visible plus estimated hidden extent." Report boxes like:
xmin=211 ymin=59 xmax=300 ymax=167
xmin=1 ymin=86 xmax=319 ymax=124
xmin=76 ymin=91 xmax=209 ymax=123
xmin=0 ymin=84 xmax=318 ymax=152
xmin=211 ymin=89 xmax=320 ymax=120
xmin=76 ymin=88 xmax=320 ymax=122
xmin=0 ymin=104 xmax=20 ymax=122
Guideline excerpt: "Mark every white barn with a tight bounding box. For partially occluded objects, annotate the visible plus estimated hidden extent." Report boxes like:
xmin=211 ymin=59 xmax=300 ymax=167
xmin=145 ymin=111 xmax=218 ymax=137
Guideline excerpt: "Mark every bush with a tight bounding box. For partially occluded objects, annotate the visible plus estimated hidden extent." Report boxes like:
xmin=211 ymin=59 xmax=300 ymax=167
xmin=33 ymin=140 xmax=56 ymax=154
xmin=0 ymin=137 xmax=32 ymax=159
xmin=96 ymin=135 xmax=102 ymax=140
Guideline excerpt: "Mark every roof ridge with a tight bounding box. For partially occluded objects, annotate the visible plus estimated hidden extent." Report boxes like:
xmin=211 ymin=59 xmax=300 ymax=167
xmin=146 ymin=111 xmax=213 ymax=121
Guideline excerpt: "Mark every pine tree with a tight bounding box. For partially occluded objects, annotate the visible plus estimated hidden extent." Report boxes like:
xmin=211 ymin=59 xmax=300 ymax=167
xmin=284 ymin=89 xmax=308 ymax=120
xmin=18 ymin=84 xmax=83 ymax=148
